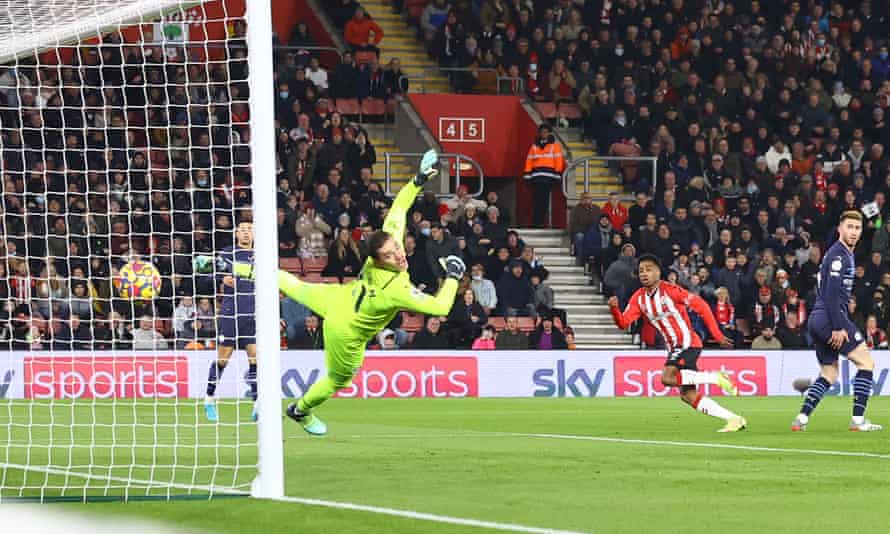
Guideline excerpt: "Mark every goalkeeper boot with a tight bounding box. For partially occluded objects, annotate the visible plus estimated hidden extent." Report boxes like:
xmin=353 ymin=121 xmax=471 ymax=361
xmin=717 ymin=416 xmax=747 ymax=433
xmin=251 ymin=403 xmax=258 ymax=422
xmin=849 ymin=419 xmax=883 ymax=432
xmin=286 ymin=403 xmax=327 ymax=436
xmin=205 ymin=401 xmax=219 ymax=423
xmin=716 ymin=371 xmax=739 ymax=397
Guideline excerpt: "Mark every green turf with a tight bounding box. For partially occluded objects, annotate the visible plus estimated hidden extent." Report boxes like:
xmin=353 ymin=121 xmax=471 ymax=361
xmin=4 ymin=397 xmax=890 ymax=533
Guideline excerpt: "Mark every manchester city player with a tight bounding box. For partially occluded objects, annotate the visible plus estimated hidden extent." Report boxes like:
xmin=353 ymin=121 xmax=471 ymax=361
xmin=199 ymin=150 xmax=463 ymax=435
xmin=203 ymin=220 xmax=258 ymax=423
xmin=792 ymin=211 xmax=882 ymax=432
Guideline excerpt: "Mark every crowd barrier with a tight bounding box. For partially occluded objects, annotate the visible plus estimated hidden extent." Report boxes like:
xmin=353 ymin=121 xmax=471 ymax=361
xmin=3 ymin=350 xmax=889 ymax=399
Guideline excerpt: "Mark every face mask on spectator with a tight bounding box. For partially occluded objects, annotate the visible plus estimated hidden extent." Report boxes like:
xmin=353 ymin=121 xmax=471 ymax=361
xmin=421 ymin=227 xmax=431 ymax=236
xmin=279 ymin=91 xmax=289 ymax=98
xmin=882 ymin=51 xmax=889 ymax=60
xmin=472 ymin=274 xmax=482 ymax=281
xmin=816 ymin=39 xmax=825 ymax=46
xmin=616 ymin=117 xmax=627 ymax=126
xmin=747 ymin=182 xmax=759 ymax=194
xmin=615 ymin=47 xmax=624 ymax=56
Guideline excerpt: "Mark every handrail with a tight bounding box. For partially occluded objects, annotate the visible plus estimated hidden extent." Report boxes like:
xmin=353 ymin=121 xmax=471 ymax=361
xmin=383 ymin=152 xmax=484 ymax=198
xmin=397 ymin=69 xmax=526 ymax=94
xmin=562 ymin=155 xmax=658 ymax=200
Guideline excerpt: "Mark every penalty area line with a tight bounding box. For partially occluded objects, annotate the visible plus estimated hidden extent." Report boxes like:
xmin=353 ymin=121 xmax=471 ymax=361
xmin=274 ymin=495 xmax=589 ymax=534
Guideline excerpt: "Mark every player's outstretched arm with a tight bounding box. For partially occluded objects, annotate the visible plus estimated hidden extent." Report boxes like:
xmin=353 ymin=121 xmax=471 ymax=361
xmin=608 ymin=295 xmax=641 ymax=330
xmin=388 ymin=255 xmax=464 ymax=316
xmin=382 ymin=149 xmax=439 ymax=241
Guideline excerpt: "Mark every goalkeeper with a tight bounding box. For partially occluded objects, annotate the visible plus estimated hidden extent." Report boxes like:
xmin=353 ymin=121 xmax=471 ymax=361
xmin=200 ymin=150 xmax=463 ymax=436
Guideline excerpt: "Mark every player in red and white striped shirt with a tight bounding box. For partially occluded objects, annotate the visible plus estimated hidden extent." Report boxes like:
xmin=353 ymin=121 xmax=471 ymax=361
xmin=609 ymin=254 xmax=747 ymax=432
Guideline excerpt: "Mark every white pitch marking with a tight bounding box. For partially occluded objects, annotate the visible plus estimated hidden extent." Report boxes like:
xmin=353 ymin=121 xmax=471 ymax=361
xmin=274 ymin=495 xmax=589 ymax=534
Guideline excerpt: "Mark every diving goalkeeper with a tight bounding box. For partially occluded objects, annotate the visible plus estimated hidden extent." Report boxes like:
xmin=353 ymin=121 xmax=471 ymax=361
xmin=199 ymin=150 xmax=463 ymax=436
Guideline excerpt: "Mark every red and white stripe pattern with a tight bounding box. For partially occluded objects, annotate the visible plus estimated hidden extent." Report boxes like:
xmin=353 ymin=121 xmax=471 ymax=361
xmin=632 ymin=283 xmax=703 ymax=353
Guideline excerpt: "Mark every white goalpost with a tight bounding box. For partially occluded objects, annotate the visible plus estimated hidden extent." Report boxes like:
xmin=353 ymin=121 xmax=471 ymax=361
xmin=0 ymin=0 xmax=283 ymax=501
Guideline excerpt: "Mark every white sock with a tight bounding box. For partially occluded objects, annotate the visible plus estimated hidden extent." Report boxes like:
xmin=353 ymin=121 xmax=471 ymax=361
xmin=680 ymin=370 xmax=719 ymax=386
xmin=852 ymin=415 xmax=865 ymax=425
xmin=796 ymin=413 xmax=809 ymax=424
xmin=205 ymin=395 xmax=215 ymax=404
xmin=695 ymin=396 xmax=736 ymax=421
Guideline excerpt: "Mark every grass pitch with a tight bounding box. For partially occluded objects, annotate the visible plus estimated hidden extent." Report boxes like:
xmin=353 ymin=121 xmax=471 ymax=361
xmin=4 ymin=397 xmax=890 ymax=533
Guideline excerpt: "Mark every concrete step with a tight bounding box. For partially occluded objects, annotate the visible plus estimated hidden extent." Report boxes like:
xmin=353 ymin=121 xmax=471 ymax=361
xmin=569 ymin=324 xmax=626 ymax=335
xmin=564 ymin=317 xmax=617 ymax=327
xmin=535 ymin=246 xmax=571 ymax=256
xmin=522 ymin=237 xmax=570 ymax=248
xmin=548 ymin=278 xmax=591 ymax=288
xmin=537 ymin=255 xmax=576 ymax=266
xmin=560 ymin=304 xmax=611 ymax=315
xmin=554 ymin=293 xmax=600 ymax=305
xmin=573 ymin=332 xmax=634 ymax=344
xmin=543 ymin=265 xmax=585 ymax=275
xmin=513 ymin=228 xmax=566 ymax=236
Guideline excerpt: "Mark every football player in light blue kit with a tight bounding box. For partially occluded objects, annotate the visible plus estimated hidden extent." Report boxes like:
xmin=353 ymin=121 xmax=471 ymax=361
xmin=792 ymin=211 xmax=882 ymax=432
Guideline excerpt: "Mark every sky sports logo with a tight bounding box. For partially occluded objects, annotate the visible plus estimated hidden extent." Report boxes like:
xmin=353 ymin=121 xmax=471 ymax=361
xmin=281 ymin=357 xmax=479 ymax=398
xmin=24 ymin=356 xmax=188 ymax=399
xmin=614 ymin=356 xmax=768 ymax=397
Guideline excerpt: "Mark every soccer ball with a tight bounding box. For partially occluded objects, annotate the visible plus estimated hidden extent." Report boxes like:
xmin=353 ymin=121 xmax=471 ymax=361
xmin=115 ymin=260 xmax=162 ymax=299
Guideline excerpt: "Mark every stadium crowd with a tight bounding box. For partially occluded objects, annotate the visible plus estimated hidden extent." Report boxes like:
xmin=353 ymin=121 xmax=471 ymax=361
xmin=0 ymin=18 xmax=569 ymax=352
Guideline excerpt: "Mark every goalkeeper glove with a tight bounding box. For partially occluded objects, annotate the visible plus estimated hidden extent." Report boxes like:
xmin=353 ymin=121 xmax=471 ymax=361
xmin=439 ymin=255 xmax=466 ymax=280
xmin=193 ymin=255 xmax=232 ymax=274
xmin=413 ymin=149 xmax=439 ymax=186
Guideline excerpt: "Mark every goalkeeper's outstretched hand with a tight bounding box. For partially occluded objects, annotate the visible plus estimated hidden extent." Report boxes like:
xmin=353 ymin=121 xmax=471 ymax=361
xmin=193 ymin=255 xmax=232 ymax=274
xmin=439 ymin=255 xmax=466 ymax=280
xmin=413 ymin=149 xmax=439 ymax=186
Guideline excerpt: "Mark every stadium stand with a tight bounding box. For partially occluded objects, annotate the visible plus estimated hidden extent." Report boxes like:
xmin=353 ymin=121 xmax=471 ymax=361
xmin=9 ymin=0 xmax=890 ymax=351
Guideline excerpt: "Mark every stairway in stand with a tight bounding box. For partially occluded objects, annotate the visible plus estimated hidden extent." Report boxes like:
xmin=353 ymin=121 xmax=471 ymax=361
xmin=360 ymin=0 xmax=450 ymax=93
xmin=517 ymin=228 xmax=636 ymax=349
xmin=362 ymin=123 xmax=414 ymax=193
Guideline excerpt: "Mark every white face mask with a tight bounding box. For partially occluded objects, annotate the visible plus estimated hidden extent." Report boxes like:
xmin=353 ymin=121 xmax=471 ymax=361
xmin=472 ymin=274 xmax=482 ymax=281
xmin=616 ymin=117 xmax=627 ymax=126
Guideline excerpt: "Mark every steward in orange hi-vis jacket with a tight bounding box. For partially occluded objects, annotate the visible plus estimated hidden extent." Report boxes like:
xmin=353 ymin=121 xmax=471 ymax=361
xmin=524 ymin=124 xmax=566 ymax=227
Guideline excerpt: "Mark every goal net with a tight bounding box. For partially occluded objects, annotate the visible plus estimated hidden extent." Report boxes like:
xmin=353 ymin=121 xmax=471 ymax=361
xmin=0 ymin=0 xmax=283 ymax=501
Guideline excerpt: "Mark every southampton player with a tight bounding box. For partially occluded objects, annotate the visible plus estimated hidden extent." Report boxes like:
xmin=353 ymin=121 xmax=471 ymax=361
xmin=203 ymin=220 xmax=257 ymax=422
xmin=792 ymin=211 xmax=882 ymax=432
xmin=609 ymin=254 xmax=747 ymax=432
xmin=202 ymin=150 xmax=463 ymax=435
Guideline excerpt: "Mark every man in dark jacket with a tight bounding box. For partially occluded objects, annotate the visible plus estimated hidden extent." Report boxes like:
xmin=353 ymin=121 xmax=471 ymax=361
xmin=425 ymin=222 xmax=461 ymax=283
xmin=497 ymin=260 xmax=536 ymax=316
xmin=495 ymin=315 xmax=530 ymax=350
xmin=411 ymin=316 xmax=451 ymax=349
xmin=290 ymin=315 xmax=324 ymax=349
xmin=529 ymin=313 xmax=568 ymax=349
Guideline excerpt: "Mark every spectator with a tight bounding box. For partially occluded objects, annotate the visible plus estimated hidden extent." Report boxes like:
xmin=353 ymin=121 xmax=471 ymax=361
xmin=713 ymin=287 xmax=737 ymax=347
xmin=471 ymin=324 xmax=497 ymax=350
xmin=469 ymin=263 xmax=497 ymax=315
xmin=296 ymin=205 xmax=333 ymax=258
xmin=426 ymin=222 xmax=461 ymax=283
xmin=496 ymin=315 xmax=529 ymax=350
xmin=445 ymin=184 xmax=487 ymax=221
xmin=330 ymin=51 xmax=359 ymax=99
xmin=447 ymin=288 xmax=487 ymax=348
xmin=344 ymin=7 xmax=384 ymax=53
xmin=376 ymin=328 xmax=400 ymax=350
xmin=751 ymin=287 xmax=781 ymax=336
xmin=411 ymin=316 xmax=450 ymax=349
xmin=420 ymin=0 xmax=450 ymax=43
xmin=281 ymin=293 xmax=311 ymax=343
xmin=291 ymin=314 xmax=323 ymax=349
xmin=750 ymin=325 xmax=782 ymax=350
xmin=323 ymin=229 xmax=362 ymax=278
xmin=864 ymin=315 xmax=888 ymax=349
xmin=173 ymin=296 xmax=197 ymax=338
xmin=69 ymin=316 xmax=92 ymax=350
xmin=602 ymin=191 xmax=628 ymax=230
xmin=483 ymin=206 xmax=508 ymax=247
xmin=523 ymin=124 xmax=565 ymax=227
xmin=304 ymin=57 xmax=329 ymax=93
xmin=604 ymin=243 xmax=637 ymax=305
xmin=132 ymin=315 xmax=168 ymax=350
xmin=569 ymin=192 xmax=600 ymax=265
xmin=777 ymin=313 xmax=808 ymax=349
xmin=530 ymin=268 xmax=554 ymax=313
xmin=497 ymin=259 xmax=536 ymax=317
xmin=529 ymin=313 xmax=567 ymax=350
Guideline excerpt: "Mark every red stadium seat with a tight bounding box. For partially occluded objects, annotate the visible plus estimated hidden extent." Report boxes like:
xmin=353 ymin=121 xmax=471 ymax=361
xmin=361 ymin=98 xmax=386 ymax=117
xmin=335 ymin=98 xmax=360 ymax=116
xmin=536 ymin=102 xmax=557 ymax=120
xmin=300 ymin=273 xmax=323 ymax=283
xmin=302 ymin=257 xmax=327 ymax=273
xmin=401 ymin=311 xmax=424 ymax=332
xmin=558 ymin=102 xmax=582 ymax=121
xmin=517 ymin=317 xmax=535 ymax=332
xmin=486 ymin=317 xmax=506 ymax=331
xmin=355 ymin=50 xmax=376 ymax=67
xmin=279 ymin=257 xmax=302 ymax=274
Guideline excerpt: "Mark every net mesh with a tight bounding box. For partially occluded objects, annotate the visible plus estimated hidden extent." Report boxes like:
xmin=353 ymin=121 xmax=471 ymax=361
xmin=0 ymin=0 xmax=259 ymax=501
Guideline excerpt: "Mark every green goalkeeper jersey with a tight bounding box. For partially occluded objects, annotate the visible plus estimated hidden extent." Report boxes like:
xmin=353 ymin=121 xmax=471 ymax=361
xmin=293 ymin=181 xmax=458 ymax=356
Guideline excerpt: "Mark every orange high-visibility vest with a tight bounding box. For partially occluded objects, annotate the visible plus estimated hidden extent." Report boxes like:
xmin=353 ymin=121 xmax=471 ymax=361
xmin=524 ymin=141 xmax=566 ymax=182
